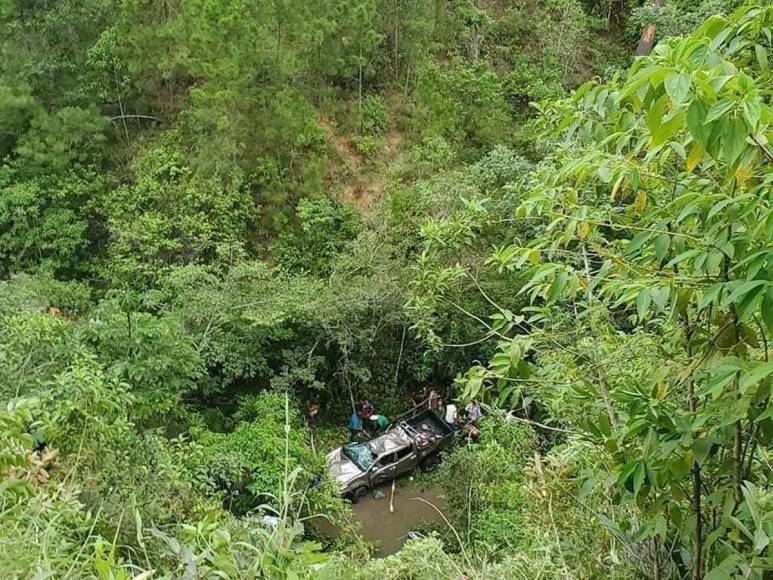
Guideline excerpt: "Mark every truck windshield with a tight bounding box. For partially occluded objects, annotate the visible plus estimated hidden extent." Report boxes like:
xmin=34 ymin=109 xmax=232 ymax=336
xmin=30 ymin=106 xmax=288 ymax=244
xmin=343 ymin=442 xmax=376 ymax=471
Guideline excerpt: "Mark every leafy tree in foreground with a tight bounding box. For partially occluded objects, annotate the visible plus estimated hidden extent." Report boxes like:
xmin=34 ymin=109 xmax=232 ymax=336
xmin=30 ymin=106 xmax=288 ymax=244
xmin=446 ymin=4 xmax=771 ymax=578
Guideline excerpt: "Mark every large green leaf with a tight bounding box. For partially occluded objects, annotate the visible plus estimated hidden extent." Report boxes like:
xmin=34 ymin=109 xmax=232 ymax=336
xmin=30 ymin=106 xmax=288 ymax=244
xmin=723 ymin=116 xmax=748 ymax=166
xmin=687 ymin=100 xmax=709 ymax=144
xmin=739 ymin=361 xmax=773 ymax=394
xmin=664 ymin=72 xmax=691 ymax=105
xmin=762 ymin=287 xmax=773 ymax=333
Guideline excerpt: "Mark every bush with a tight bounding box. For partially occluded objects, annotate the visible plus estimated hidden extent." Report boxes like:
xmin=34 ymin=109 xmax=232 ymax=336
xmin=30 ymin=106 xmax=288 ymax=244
xmin=359 ymin=94 xmax=389 ymax=136
xmin=417 ymin=59 xmax=512 ymax=156
xmin=353 ymin=135 xmax=379 ymax=158
xmin=468 ymin=145 xmax=532 ymax=192
xmin=193 ymin=392 xmax=322 ymax=512
xmin=407 ymin=136 xmax=456 ymax=178
xmin=83 ymin=297 xmax=203 ymax=421
xmin=434 ymin=415 xmax=632 ymax=575
xmin=434 ymin=418 xmax=535 ymax=554
xmin=274 ymin=198 xmax=362 ymax=275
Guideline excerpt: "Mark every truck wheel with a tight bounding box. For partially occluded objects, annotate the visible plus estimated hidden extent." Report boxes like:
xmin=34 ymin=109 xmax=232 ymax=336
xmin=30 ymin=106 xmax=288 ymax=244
xmin=420 ymin=455 xmax=440 ymax=473
xmin=348 ymin=486 xmax=368 ymax=504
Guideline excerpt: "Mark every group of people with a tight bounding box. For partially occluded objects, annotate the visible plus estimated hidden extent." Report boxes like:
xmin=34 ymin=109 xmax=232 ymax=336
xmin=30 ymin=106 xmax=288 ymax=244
xmin=342 ymin=389 xmax=483 ymax=442
xmin=348 ymin=399 xmax=389 ymax=441
xmin=412 ymin=389 xmax=481 ymax=429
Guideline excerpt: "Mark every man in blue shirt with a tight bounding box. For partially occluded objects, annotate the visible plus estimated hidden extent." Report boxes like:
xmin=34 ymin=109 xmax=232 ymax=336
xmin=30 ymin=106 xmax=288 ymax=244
xmin=348 ymin=411 xmax=363 ymax=441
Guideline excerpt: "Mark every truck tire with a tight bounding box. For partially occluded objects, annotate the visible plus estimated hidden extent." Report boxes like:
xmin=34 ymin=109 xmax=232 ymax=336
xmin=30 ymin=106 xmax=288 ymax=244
xmin=419 ymin=455 xmax=440 ymax=473
xmin=347 ymin=486 xmax=368 ymax=504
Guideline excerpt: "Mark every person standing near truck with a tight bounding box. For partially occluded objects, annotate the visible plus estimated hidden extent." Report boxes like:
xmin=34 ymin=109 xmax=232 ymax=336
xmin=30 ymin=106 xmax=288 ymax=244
xmin=348 ymin=410 xmax=363 ymax=441
xmin=411 ymin=390 xmax=425 ymax=417
xmin=444 ymin=401 xmax=458 ymax=428
xmin=465 ymin=399 xmax=481 ymax=422
xmin=427 ymin=389 xmax=441 ymax=411
xmin=305 ymin=399 xmax=320 ymax=428
xmin=370 ymin=413 xmax=389 ymax=433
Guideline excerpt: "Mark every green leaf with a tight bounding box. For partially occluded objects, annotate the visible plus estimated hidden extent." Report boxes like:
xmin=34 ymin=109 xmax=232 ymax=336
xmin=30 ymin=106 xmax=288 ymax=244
xmin=702 ymin=364 xmax=740 ymax=397
xmin=626 ymin=231 xmax=652 ymax=256
xmin=723 ymin=117 xmax=748 ymax=166
xmin=706 ymin=197 xmax=736 ymax=221
xmin=687 ymin=101 xmax=708 ymax=144
xmin=670 ymin=141 xmax=686 ymax=159
xmin=650 ymin=286 xmax=669 ymax=312
xmin=547 ymin=270 xmax=569 ymax=302
xmin=762 ymin=287 xmax=773 ymax=333
xmin=654 ymin=233 xmax=670 ymax=263
xmin=753 ymin=529 xmax=769 ymax=553
xmin=636 ymin=290 xmax=651 ymax=319
xmin=692 ymin=438 xmax=712 ymax=466
xmin=705 ymin=116 xmax=727 ymax=159
xmin=728 ymin=516 xmax=754 ymax=542
xmin=686 ymin=141 xmax=705 ymax=171
xmin=698 ymin=283 xmax=724 ymax=310
xmin=597 ymin=166 xmax=613 ymax=183
xmin=666 ymin=249 xmax=700 ymax=268
xmin=704 ymin=100 xmax=734 ymax=125
xmin=633 ymin=462 xmax=645 ymax=495
xmin=705 ymin=566 xmax=731 ymax=580
xmin=652 ymin=111 xmax=685 ymax=146
xmin=664 ymin=72 xmax=691 ymax=105
xmin=755 ymin=44 xmax=769 ymax=71
xmin=727 ymin=280 xmax=765 ymax=306
xmin=646 ymin=94 xmax=668 ymax=139
xmin=739 ymin=361 xmax=773 ymax=393
xmin=742 ymin=98 xmax=761 ymax=131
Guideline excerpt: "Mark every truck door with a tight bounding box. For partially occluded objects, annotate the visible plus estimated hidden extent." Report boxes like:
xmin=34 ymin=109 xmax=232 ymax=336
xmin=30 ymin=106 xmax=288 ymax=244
xmin=370 ymin=445 xmax=415 ymax=486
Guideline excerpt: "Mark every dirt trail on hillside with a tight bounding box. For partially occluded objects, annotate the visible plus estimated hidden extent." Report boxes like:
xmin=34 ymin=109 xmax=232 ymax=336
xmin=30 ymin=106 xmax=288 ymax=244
xmin=319 ymin=115 xmax=404 ymax=211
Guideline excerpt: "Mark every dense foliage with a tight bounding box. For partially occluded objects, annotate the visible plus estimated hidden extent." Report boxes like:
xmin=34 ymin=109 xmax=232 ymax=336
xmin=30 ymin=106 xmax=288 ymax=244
xmin=1 ymin=0 xmax=769 ymax=578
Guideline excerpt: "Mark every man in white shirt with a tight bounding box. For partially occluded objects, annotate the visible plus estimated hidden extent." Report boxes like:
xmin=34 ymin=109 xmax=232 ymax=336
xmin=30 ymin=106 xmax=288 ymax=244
xmin=444 ymin=402 xmax=458 ymax=427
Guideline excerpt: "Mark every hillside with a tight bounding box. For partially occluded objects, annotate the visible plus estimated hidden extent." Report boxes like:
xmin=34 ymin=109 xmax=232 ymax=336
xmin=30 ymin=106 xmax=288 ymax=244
xmin=0 ymin=1 xmax=771 ymax=578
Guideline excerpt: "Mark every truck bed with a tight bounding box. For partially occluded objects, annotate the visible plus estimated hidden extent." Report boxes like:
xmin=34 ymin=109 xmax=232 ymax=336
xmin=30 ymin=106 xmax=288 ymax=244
xmin=399 ymin=410 xmax=453 ymax=451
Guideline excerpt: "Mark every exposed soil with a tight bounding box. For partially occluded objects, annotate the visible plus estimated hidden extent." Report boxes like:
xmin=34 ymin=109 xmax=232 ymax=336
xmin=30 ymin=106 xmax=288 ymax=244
xmin=319 ymin=114 xmax=405 ymax=211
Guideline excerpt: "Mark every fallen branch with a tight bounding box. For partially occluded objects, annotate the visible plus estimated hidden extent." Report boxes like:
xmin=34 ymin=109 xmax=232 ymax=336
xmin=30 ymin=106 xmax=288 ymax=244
xmin=410 ymin=497 xmax=472 ymax=572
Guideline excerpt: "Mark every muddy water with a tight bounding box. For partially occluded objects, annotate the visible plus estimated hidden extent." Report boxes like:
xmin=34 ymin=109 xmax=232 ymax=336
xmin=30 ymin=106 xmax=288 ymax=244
xmin=320 ymin=483 xmax=448 ymax=556
xmin=352 ymin=483 xmax=448 ymax=555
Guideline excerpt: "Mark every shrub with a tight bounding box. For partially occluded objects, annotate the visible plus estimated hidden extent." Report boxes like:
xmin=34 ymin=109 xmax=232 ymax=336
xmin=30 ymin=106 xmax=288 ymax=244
xmin=193 ymin=392 xmax=322 ymax=513
xmin=359 ymin=94 xmax=389 ymax=136
xmin=407 ymin=136 xmax=456 ymax=178
xmin=274 ymin=198 xmax=362 ymax=275
xmin=353 ymin=135 xmax=379 ymax=158
xmin=434 ymin=418 xmax=535 ymax=554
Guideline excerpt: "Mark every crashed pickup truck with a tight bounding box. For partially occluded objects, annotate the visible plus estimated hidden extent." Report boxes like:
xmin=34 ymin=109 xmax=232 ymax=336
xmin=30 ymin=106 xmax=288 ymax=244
xmin=327 ymin=409 xmax=454 ymax=500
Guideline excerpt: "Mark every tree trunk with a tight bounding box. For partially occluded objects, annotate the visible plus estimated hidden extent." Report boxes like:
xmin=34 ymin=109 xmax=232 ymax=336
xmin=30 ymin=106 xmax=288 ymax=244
xmin=685 ymin=320 xmax=703 ymax=580
xmin=394 ymin=0 xmax=400 ymax=77
xmin=635 ymin=0 xmax=665 ymax=56
xmin=734 ymin=421 xmax=743 ymax=504
xmin=358 ymin=52 xmax=363 ymax=134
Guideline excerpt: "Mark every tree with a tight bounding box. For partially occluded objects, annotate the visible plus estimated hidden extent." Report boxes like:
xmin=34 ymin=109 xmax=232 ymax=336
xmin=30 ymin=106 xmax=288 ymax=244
xmin=0 ymin=106 xmax=107 ymax=276
xmin=417 ymin=58 xmax=512 ymax=155
xmin=448 ymin=5 xmax=772 ymax=577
